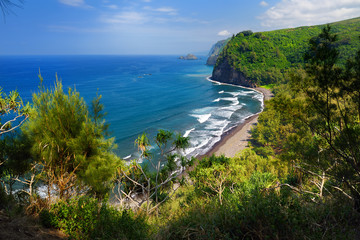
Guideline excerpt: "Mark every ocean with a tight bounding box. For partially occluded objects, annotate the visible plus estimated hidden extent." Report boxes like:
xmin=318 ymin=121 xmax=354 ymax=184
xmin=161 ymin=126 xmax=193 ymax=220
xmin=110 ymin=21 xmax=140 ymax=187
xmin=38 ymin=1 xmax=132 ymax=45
xmin=0 ymin=55 xmax=263 ymax=160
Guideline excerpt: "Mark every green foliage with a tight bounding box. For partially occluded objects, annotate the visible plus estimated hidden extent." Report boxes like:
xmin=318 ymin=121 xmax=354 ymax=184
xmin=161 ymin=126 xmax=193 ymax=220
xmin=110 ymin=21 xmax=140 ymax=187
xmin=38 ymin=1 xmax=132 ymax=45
xmin=216 ymin=17 xmax=360 ymax=86
xmin=250 ymin=26 xmax=360 ymax=209
xmin=189 ymin=151 xmax=287 ymax=204
xmin=162 ymin=174 xmax=359 ymax=240
xmin=21 ymin=78 xmax=120 ymax=199
xmin=0 ymin=133 xmax=32 ymax=177
xmin=260 ymin=83 xmax=275 ymax=89
xmin=251 ymin=87 xmax=313 ymax=163
xmin=0 ymin=133 xmax=33 ymax=199
xmin=0 ymin=183 xmax=16 ymax=210
xmin=293 ymin=26 xmax=360 ymax=207
xmin=116 ymin=130 xmax=192 ymax=213
xmin=90 ymin=91 xmax=110 ymax=137
xmin=42 ymin=196 xmax=150 ymax=240
xmin=0 ymin=87 xmax=30 ymax=136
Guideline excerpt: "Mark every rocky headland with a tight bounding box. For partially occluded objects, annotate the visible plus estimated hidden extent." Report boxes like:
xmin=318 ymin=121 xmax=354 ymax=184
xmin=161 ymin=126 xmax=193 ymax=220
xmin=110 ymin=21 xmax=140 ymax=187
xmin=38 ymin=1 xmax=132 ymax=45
xmin=211 ymin=58 xmax=256 ymax=87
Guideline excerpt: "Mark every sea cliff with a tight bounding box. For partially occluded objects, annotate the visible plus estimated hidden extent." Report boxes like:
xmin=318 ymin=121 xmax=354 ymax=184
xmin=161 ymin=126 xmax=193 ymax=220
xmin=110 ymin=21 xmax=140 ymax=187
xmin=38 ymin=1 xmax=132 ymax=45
xmin=211 ymin=58 xmax=256 ymax=87
xmin=209 ymin=18 xmax=360 ymax=88
xmin=206 ymin=39 xmax=229 ymax=65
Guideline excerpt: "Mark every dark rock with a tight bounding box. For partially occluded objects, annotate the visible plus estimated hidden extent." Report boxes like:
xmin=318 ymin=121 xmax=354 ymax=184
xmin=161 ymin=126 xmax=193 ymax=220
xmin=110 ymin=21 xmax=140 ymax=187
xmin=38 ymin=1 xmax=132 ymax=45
xmin=206 ymin=55 xmax=218 ymax=65
xmin=211 ymin=58 xmax=256 ymax=88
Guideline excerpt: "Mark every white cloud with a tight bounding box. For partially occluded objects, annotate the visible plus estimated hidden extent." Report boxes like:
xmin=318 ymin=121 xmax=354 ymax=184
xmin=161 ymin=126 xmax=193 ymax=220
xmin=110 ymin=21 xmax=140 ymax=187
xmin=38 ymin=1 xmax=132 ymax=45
xmin=101 ymin=5 xmax=207 ymax=26
xmin=102 ymin=11 xmax=148 ymax=24
xmin=106 ymin=4 xmax=118 ymax=10
xmin=260 ymin=1 xmax=269 ymax=7
xmin=260 ymin=0 xmax=360 ymax=29
xmin=58 ymin=0 xmax=88 ymax=7
xmin=218 ymin=30 xmax=231 ymax=36
xmin=143 ymin=6 xmax=177 ymax=15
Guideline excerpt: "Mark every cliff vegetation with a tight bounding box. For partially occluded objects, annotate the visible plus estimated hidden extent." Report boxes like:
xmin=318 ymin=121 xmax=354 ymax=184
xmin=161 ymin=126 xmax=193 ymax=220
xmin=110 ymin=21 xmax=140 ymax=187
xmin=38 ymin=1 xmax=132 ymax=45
xmin=213 ymin=17 xmax=360 ymax=86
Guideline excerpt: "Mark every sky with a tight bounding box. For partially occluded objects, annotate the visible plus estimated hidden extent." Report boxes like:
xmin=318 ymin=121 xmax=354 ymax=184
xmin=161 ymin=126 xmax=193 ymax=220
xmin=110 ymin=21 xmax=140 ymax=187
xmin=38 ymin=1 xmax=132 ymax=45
xmin=2 ymin=0 xmax=360 ymax=55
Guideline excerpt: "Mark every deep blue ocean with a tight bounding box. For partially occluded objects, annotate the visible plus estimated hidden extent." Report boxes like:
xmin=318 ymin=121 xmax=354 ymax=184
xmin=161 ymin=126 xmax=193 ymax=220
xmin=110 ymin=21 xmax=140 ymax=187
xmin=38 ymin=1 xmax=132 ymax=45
xmin=0 ymin=55 xmax=262 ymax=160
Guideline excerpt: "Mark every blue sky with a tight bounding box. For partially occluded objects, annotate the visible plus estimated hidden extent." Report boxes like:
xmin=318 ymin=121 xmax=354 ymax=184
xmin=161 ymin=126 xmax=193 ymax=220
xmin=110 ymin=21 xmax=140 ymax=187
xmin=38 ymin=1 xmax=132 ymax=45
xmin=2 ymin=0 xmax=360 ymax=55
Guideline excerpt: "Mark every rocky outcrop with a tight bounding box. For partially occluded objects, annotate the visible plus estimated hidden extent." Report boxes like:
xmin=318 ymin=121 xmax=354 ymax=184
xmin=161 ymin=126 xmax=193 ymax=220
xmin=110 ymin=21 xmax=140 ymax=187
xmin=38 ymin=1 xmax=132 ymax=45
xmin=179 ymin=54 xmax=198 ymax=60
xmin=211 ymin=58 xmax=256 ymax=88
xmin=206 ymin=55 xmax=218 ymax=65
xmin=206 ymin=39 xmax=229 ymax=65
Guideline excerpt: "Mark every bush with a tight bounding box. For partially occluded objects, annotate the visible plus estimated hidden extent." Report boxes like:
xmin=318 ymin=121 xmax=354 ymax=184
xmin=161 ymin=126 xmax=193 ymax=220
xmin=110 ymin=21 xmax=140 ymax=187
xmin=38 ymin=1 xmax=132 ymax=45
xmin=92 ymin=205 xmax=150 ymax=240
xmin=162 ymin=186 xmax=360 ymax=239
xmin=43 ymin=196 xmax=151 ymax=239
xmin=39 ymin=209 xmax=56 ymax=228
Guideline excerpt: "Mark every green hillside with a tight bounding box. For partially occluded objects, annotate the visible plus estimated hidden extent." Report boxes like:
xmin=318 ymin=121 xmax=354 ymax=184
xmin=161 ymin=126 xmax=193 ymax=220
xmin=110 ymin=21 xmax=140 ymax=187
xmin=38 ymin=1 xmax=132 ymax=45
xmin=215 ymin=17 xmax=360 ymax=85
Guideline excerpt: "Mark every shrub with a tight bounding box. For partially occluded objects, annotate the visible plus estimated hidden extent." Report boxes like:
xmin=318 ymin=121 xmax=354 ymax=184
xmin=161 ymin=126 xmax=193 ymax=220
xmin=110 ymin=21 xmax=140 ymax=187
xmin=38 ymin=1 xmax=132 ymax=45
xmin=43 ymin=196 xmax=151 ymax=240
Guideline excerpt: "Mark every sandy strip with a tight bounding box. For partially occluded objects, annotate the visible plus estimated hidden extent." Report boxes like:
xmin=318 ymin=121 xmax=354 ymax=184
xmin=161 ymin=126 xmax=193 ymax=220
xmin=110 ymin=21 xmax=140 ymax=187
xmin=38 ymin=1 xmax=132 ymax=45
xmin=203 ymin=87 xmax=273 ymax=158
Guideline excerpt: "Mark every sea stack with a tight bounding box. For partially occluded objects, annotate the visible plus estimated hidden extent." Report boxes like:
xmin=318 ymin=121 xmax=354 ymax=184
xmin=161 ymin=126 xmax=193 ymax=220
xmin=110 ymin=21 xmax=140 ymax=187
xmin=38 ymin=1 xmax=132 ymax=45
xmin=179 ymin=54 xmax=198 ymax=60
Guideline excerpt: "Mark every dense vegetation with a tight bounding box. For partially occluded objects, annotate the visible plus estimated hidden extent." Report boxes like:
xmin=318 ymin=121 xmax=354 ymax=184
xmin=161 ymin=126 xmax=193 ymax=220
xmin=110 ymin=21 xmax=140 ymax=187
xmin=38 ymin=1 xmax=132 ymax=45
xmin=2 ymin=20 xmax=360 ymax=239
xmin=216 ymin=17 xmax=360 ymax=86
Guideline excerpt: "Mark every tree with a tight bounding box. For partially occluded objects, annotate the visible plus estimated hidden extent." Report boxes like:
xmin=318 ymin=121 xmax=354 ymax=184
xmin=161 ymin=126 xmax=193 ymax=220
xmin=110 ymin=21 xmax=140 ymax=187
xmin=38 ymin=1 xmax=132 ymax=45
xmin=115 ymin=130 xmax=193 ymax=214
xmin=22 ymin=77 xmax=120 ymax=200
xmin=292 ymin=26 xmax=360 ymax=208
xmin=0 ymin=88 xmax=30 ymax=138
xmin=0 ymin=87 xmax=30 ymax=194
xmin=0 ymin=132 xmax=32 ymax=196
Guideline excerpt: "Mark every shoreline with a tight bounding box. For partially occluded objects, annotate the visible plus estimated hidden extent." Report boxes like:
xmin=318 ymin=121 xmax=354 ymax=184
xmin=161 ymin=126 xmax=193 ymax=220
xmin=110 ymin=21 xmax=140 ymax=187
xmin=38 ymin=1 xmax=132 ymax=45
xmin=198 ymin=78 xmax=273 ymax=158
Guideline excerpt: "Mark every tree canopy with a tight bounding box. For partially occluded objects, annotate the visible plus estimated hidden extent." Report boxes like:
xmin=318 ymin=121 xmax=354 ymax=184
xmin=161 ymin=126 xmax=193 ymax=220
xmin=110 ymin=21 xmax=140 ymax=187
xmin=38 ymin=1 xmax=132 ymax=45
xmin=21 ymin=78 xmax=120 ymax=199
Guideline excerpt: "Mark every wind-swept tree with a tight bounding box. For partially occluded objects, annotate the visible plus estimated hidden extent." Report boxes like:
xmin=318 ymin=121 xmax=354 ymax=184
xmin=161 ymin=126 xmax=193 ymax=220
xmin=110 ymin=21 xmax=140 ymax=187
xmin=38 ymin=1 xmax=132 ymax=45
xmin=22 ymin=77 xmax=120 ymax=200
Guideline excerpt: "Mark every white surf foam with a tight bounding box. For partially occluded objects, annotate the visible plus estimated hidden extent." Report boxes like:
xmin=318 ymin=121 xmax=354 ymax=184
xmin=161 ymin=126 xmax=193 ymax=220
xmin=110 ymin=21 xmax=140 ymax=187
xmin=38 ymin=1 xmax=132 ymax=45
xmin=213 ymin=104 xmax=244 ymax=119
xmin=191 ymin=113 xmax=212 ymax=124
xmin=219 ymin=90 xmax=224 ymax=94
xmin=183 ymin=128 xmax=195 ymax=137
xmin=228 ymin=91 xmax=251 ymax=97
xmin=205 ymin=119 xmax=230 ymax=130
xmin=192 ymin=106 xmax=215 ymax=114
xmin=252 ymin=92 xmax=264 ymax=109
xmin=220 ymin=97 xmax=239 ymax=106
xmin=253 ymin=93 xmax=264 ymax=102
xmin=213 ymin=98 xmax=221 ymax=102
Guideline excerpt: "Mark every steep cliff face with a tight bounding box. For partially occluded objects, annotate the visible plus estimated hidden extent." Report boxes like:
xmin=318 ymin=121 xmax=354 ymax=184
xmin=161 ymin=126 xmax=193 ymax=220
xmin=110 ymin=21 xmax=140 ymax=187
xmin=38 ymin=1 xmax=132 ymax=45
xmin=206 ymin=39 xmax=229 ymax=65
xmin=211 ymin=58 xmax=256 ymax=87
xmin=206 ymin=55 xmax=218 ymax=65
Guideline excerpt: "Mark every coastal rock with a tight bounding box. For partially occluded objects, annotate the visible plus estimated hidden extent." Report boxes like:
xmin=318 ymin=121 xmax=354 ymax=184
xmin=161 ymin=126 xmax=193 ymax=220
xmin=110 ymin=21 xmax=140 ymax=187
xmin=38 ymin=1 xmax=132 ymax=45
xmin=211 ymin=57 xmax=256 ymax=88
xmin=206 ymin=55 xmax=218 ymax=65
xmin=206 ymin=39 xmax=229 ymax=65
xmin=179 ymin=54 xmax=198 ymax=60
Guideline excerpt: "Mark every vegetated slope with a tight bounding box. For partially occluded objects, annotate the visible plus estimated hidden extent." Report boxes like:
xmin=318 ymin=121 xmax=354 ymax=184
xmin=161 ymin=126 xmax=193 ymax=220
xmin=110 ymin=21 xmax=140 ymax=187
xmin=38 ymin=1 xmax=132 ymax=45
xmin=212 ymin=17 xmax=360 ymax=86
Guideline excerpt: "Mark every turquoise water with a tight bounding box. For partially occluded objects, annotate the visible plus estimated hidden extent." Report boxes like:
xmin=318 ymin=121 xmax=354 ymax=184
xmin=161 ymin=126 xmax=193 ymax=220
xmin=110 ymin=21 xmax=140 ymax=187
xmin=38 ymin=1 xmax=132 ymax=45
xmin=0 ymin=55 xmax=262 ymax=159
